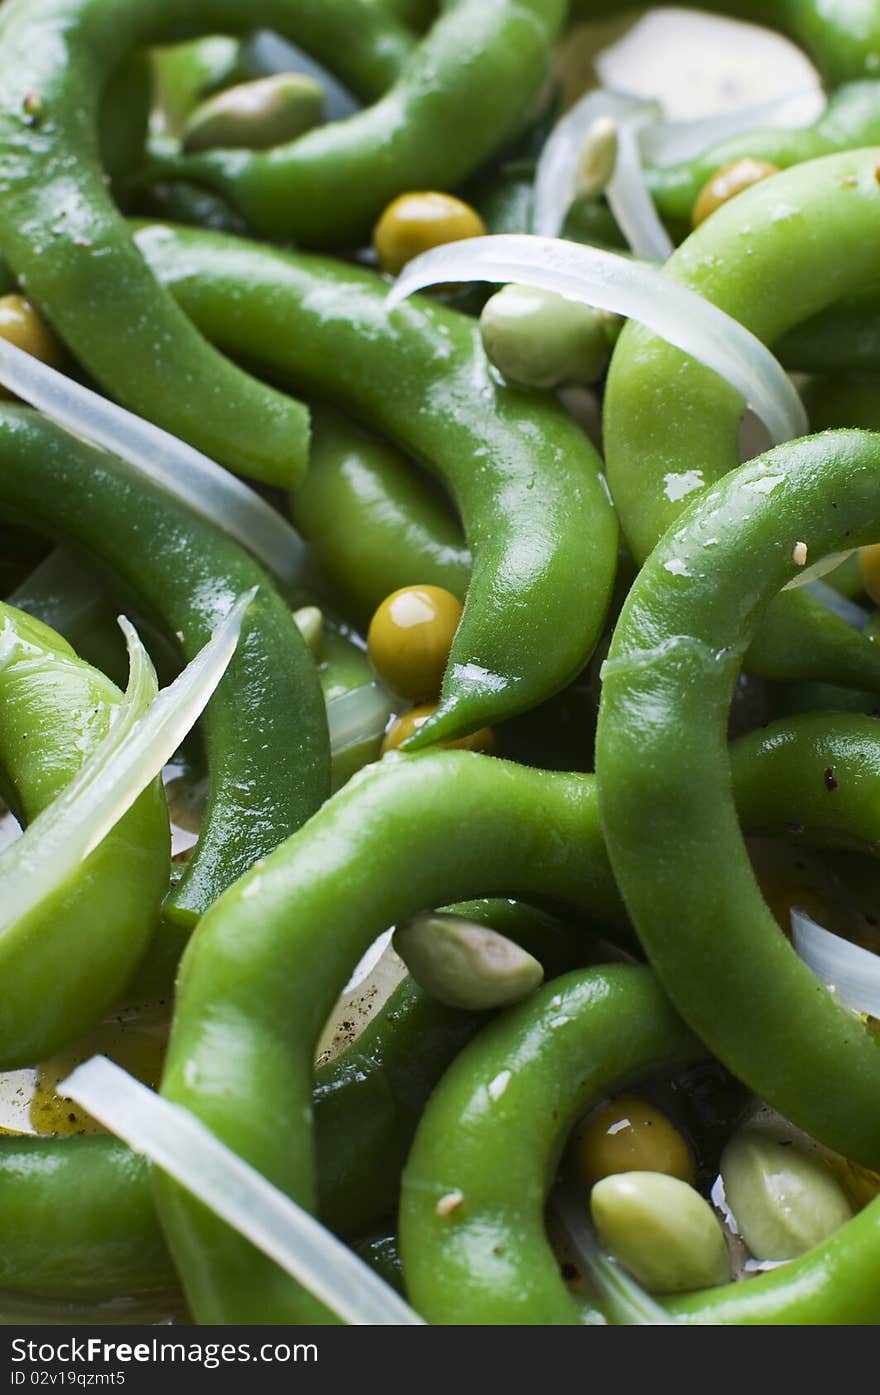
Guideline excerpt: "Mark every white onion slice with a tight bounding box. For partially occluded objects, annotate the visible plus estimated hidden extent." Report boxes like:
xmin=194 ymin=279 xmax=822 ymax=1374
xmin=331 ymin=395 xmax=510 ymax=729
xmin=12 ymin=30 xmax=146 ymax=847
xmin=61 ymin=1056 xmax=424 ymax=1326
xmin=642 ymin=88 xmax=825 ymax=167
xmin=552 ymin=1188 xmax=676 ymax=1325
xmin=596 ymin=10 xmax=821 ymax=123
xmin=782 ymin=550 xmax=855 ymax=592
xmin=533 ymin=89 xmax=647 ymax=239
xmin=606 ymin=111 xmax=674 ymax=261
xmin=387 ymin=235 xmax=807 ymax=444
xmin=0 ymin=590 xmax=252 ymax=934
xmin=803 ymin=579 xmax=871 ymax=630
xmin=791 ymin=909 xmax=880 ymax=1019
xmin=0 ymin=337 xmax=305 ymax=583
xmin=327 ymin=680 xmax=394 ymax=754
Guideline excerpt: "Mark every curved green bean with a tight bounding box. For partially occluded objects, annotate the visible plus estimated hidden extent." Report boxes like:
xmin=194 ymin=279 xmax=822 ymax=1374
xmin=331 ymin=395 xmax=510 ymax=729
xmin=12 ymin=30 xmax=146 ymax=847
xmin=0 ymin=404 xmax=329 ymax=927
xmin=292 ymin=409 xmax=470 ymax=624
xmin=133 ymin=220 xmax=615 ymax=745
xmin=604 ymin=148 xmax=880 ymax=693
xmin=0 ymin=0 xmax=414 ymax=481
xmin=6 ymin=702 xmax=880 ymax=1297
xmin=0 ymin=602 xmax=168 ymax=1064
xmin=399 ymin=964 xmax=701 ymax=1324
xmin=596 ymin=429 xmax=880 ymax=1166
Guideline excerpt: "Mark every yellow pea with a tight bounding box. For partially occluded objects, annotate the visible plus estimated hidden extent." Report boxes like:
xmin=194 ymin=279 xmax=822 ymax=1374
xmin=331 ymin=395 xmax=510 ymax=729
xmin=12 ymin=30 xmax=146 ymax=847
xmin=368 ymin=585 xmax=462 ymax=701
xmin=568 ymin=1093 xmax=695 ymax=1189
xmin=692 ymin=158 xmax=780 ymax=227
xmin=381 ymin=702 xmax=495 ymax=755
xmin=373 ymin=192 xmax=486 ymax=277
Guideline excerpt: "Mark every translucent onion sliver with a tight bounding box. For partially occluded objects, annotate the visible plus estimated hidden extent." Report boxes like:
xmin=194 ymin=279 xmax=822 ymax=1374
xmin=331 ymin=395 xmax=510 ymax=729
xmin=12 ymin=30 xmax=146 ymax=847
xmin=641 ymin=87 xmax=825 ymax=166
xmin=0 ymin=337 xmax=305 ymax=583
xmin=791 ymin=909 xmax=880 ymax=1019
xmin=387 ymin=235 xmax=807 ymax=445
xmin=0 ymin=589 xmax=252 ymax=935
xmin=533 ymin=89 xmax=649 ymax=239
xmin=327 ymin=681 xmax=395 ymax=755
xmin=61 ymin=1056 xmax=424 ymax=1326
xmin=802 ymin=578 xmax=871 ymax=630
xmin=606 ymin=111 xmax=675 ymax=261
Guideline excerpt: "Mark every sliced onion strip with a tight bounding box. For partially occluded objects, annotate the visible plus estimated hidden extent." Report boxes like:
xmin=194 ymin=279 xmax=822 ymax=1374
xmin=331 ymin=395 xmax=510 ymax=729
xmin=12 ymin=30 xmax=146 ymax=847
xmin=327 ymin=680 xmax=394 ymax=754
xmin=606 ymin=112 xmax=674 ymax=261
xmin=802 ymin=578 xmax=871 ymax=630
xmin=387 ymin=235 xmax=807 ymax=444
xmin=60 ymin=1056 xmax=423 ymax=1326
xmin=0 ymin=337 xmax=305 ymax=582
xmin=0 ymin=589 xmax=253 ymax=934
xmin=642 ymin=88 xmax=825 ymax=166
xmin=790 ymin=910 xmax=880 ymax=1019
xmin=533 ymin=89 xmax=648 ymax=239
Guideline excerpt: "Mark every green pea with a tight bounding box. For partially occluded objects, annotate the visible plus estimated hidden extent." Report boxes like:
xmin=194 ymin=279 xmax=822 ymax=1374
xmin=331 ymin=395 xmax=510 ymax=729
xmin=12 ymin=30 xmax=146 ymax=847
xmin=392 ymin=912 xmax=544 ymax=1010
xmin=721 ymin=1127 xmax=853 ymax=1261
xmin=591 ymin=1172 xmax=731 ymax=1295
xmin=181 ymin=74 xmax=325 ymax=154
xmin=479 ymin=284 xmax=619 ymax=390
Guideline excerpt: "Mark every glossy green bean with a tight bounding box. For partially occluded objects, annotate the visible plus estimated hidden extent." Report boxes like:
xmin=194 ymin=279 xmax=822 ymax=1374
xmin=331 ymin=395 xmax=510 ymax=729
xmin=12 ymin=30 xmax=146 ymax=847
xmin=133 ymin=221 xmax=615 ymax=745
xmin=399 ymin=964 xmax=701 ymax=1324
xmin=801 ymin=373 xmax=880 ymax=433
xmin=148 ymin=1 xmax=565 ymax=244
xmin=776 ymin=290 xmax=880 ymax=374
xmin=156 ymin=750 xmax=623 ymax=1324
xmin=0 ymin=901 xmax=581 ymax=1299
xmin=292 ymin=409 xmax=470 ymax=624
xmin=400 ymin=960 xmax=880 ymax=1325
xmin=0 ymin=404 xmax=329 ymax=927
xmin=596 ymin=430 xmax=880 ymax=1167
xmin=6 ymin=704 xmax=880 ymax=1299
xmin=0 ymin=1136 xmax=175 ymax=1299
xmin=0 ymin=0 xmax=414 ymax=482
xmin=646 ymin=84 xmax=880 ymax=231
xmin=0 ymin=603 xmax=169 ymax=1064
xmin=604 ymin=149 xmax=880 ymax=693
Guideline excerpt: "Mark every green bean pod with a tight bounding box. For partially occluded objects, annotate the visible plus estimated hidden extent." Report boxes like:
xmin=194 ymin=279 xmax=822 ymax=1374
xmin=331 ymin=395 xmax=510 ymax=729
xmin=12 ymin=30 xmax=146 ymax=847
xmin=0 ymin=900 xmax=580 ymax=1300
xmin=604 ymin=149 xmax=880 ymax=693
xmin=0 ymin=0 xmax=415 ymax=482
xmin=148 ymin=1 xmax=565 ymax=244
xmin=596 ymin=429 xmax=880 ymax=1167
xmin=646 ymin=84 xmax=880 ymax=231
xmin=133 ymin=221 xmax=616 ymax=745
xmin=292 ymin=409 xmax=470 ymax=624
xmin=0 ymin=1136 xmax=176 ymax=1299
xmin=0 ymin=0 xmax=564 ymax=479
xmin=776 ymin=290 xmax=880 ymax=375
xmin=6 ymin=705 xmax=880 ymax=1299
xmin=666 ymin=1196 xmax=880 ymax=1324
xmin=399 ymin=964 xmax=701 ymax=1324
xmin=400 ymin=960 xmax=880 ymax=1326
xmin=156 ymin=750 xmax=625 ymax=1324
xmin=0 ymin=603 xmax=169 ymax=1064
xmin=801 ymin=372 xmax=880 ymax=434
xmin=0 ymin=404 xmax=329 ymax=926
